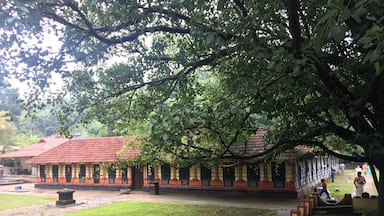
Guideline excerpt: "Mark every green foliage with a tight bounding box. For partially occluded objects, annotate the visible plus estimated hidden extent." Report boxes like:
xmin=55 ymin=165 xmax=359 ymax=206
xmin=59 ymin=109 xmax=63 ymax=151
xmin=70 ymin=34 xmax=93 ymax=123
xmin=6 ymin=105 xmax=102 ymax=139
xmin=0 ymin=111 xmax=18 ymax=152
xmin=74 ymin=120 xmax=110 ymax=137
xmin=1 ymin=0 xmax=383 ymax=160
xmin=0 ymin=110 xmax=38 ymax=153
xmin=1 ymin=1 xmax=384 ymax=211
xmin=0 ymin=85 xmax=22 ymax=117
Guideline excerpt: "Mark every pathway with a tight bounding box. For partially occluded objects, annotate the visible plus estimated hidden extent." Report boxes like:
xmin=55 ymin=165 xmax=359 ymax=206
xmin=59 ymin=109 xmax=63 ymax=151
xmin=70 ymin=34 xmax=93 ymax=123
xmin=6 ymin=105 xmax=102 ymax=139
xmin=0 ymin=183 xmax=301 ymax=216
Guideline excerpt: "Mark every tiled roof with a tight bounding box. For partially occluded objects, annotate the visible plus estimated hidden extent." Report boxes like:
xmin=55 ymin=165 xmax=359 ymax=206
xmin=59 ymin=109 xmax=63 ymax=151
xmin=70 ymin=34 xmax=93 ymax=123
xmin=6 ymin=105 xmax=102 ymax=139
xmin=26 ymin=136 xmax=140 ymax=164
xmin=0 ymin=137 xmax=69 ymax=158
xmin=230 ymin=130 xmax=313 ymax=159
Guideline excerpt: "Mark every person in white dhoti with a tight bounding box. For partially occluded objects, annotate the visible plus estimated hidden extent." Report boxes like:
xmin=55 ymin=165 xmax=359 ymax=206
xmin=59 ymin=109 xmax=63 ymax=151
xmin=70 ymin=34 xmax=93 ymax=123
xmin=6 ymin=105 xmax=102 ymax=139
xmin=354 ymin=171 xmax=366 ymax=197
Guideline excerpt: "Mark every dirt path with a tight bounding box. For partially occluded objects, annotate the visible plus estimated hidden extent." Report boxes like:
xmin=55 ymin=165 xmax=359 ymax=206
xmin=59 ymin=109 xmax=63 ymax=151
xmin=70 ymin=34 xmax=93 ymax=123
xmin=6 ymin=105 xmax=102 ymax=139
xmin=0 ymin=183 xmax=300 ymax=216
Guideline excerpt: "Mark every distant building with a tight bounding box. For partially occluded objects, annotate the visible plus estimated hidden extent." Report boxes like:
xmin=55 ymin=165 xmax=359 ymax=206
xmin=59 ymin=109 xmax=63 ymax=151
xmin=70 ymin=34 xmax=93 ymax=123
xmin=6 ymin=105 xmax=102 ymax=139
xmin=0 ymin=137 xmax=68 ymax=175
xmin=25 ymin=131 xmax=338 ymax=198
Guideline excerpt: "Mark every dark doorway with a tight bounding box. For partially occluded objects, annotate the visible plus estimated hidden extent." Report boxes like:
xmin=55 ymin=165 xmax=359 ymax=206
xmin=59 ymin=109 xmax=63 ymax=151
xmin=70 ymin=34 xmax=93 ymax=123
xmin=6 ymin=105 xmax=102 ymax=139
xmin=40 ymin=165 xmax=46 ymax=182
xmin=161 ymin=163 xmax=170 ymax=185
xmin=121 ymin=167 xmax=128 ymax=184
xmin=52 ymin=165 xmax=59 ymax=183
xmin=79 ymin=164 xmax=86 ymax=183
xmin=65 ymin=165 xmax=72 ymax=183
xmin=93 ymin=164 xmax=100 ymax=184
xmin=201 ymin=165 xmax=211 ymax=186
xmin=247 ymin=164 xmax=260 ymax=187
xmin=179 ymin=166 xmax=190 ymax=185
xmin=131 ymin=166 xmax=143 ymax=190
xmin=223 ymin=166 xmax=235 ymax=187
xmin=271 ymin=161 xmax=286 ymax=188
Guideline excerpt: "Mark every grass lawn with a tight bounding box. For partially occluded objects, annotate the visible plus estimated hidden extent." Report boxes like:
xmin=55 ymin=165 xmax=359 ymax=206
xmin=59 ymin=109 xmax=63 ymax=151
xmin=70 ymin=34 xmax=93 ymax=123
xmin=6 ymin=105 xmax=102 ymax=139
xmin=0 ymin=193 xmax=56 ymax=211
xmin=327 ymin=169 xmax=355 ymax=200
xmin=67 ymin=201 xmax=277 ymax=216
xmin=327 ymin=168 xmax=378 ymax=200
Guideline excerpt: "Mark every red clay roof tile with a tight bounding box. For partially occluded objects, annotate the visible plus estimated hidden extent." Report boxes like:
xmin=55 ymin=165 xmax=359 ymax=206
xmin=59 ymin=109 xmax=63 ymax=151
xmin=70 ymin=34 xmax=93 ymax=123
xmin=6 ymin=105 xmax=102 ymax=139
xmin=0 ymin=137 xmax=69 ymax=158
xmin=26 ymin=136 xmax=140 ymax=164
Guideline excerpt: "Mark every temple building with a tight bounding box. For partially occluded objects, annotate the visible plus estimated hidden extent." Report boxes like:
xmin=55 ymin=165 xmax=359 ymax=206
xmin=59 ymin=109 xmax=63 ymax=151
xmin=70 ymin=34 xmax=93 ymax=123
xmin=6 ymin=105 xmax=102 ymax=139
xmin=25 ymin=131 xmax=338 ymax=198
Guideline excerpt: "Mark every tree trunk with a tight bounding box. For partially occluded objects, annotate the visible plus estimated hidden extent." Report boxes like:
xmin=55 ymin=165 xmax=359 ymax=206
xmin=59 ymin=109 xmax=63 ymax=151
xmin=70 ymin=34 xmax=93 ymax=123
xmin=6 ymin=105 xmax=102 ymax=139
xmin=377 ymin=164 xmax=384 ymax=216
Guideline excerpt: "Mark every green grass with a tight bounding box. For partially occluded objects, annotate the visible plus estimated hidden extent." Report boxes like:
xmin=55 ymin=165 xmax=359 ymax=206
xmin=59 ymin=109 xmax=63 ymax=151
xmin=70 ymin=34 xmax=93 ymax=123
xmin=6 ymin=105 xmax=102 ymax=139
xmin=0 ymin=193 xmax=56 ymax=211
xmin=327 ymin=168 xmax=378 ymax=200
xmin=67 ymin=201 xmax=277 ymax=216
xmin=327 ymin=169 xmax=356 ymax=199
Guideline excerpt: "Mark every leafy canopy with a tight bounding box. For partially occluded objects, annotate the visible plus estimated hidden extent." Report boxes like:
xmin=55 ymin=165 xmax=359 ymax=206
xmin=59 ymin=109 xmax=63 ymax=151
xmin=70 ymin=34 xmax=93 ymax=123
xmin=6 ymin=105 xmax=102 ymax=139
xmin=1 ymin=1 xmax=384 ymax=204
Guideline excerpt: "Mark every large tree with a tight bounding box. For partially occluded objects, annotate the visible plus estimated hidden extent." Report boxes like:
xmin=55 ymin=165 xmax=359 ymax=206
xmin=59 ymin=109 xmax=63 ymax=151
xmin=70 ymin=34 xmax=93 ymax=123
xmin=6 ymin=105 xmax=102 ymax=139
xmin=1 ymin=0 xmax=383 ymax=213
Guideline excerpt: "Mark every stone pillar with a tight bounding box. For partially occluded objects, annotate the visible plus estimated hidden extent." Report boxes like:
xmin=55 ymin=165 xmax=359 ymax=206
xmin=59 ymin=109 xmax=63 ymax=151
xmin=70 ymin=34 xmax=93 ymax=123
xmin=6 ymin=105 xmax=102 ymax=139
xmin=211 ymin=166 xmax=224 ymax=187
xmin=36 ymin=165 xmax=41 ymax=183
xmin=115 ymin=166 xmax=122 ymax=184
xmin=59 ymin=164 xmax=65 ymax=184
xmin=73 ymin=164 xmax=79 ymax=184
xmin=128 ymin=167 xmax=132 ymax=185
xmin=259 ymin=163 xmax=273 ymax=189
xmin=45 ymin=164 xmax=52 ymax=183
xmin=234 ymin=165 xmax=247 ymax=188
xmin=172 ymin=166 xmax=177 ymax=180
xmin=189 ymin=165 xmax=202 ymax=186
xmin=154 ymin=166 xmax=160 ymax=182
xmin=169 ymin=165 xmax=180 ymax=186
xmin=85 ymin=163 xmax=92 ymax=184
xmin=193 ymin=166 xmax=198 ymax=180
xmin=100 ymin=165 xmax=108 ymax=184
xmin=285 ymin=161 xmax=295 ymax=189
xmin=143 ymin=165 xmax=148 ymax=186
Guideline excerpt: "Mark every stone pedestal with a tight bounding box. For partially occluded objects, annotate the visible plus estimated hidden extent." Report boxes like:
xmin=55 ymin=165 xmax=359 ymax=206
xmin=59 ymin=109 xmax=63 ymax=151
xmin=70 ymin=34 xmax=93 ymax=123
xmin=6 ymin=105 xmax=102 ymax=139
xmin=149 ymin=182 xmax=159 ymax=195
xmin=56 ymin=188 xmax=76 ymax=206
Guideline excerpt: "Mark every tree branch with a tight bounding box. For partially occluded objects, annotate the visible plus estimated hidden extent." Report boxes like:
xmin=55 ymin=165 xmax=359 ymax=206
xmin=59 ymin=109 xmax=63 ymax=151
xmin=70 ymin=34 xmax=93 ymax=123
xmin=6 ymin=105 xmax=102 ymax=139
xmin=284 ymin=0 xmax=303 ymax=56
xmin=232 ymin=0 xmax=248 ymax=17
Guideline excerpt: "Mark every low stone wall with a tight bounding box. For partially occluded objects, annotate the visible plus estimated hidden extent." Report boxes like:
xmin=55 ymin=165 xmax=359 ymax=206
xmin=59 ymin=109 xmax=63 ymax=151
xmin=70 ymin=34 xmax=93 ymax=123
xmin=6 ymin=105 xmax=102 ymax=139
xmin=353 ymin=196 xmax=378 ymax=215
xmin=35 ymin=183 xmax=131 ymax=191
